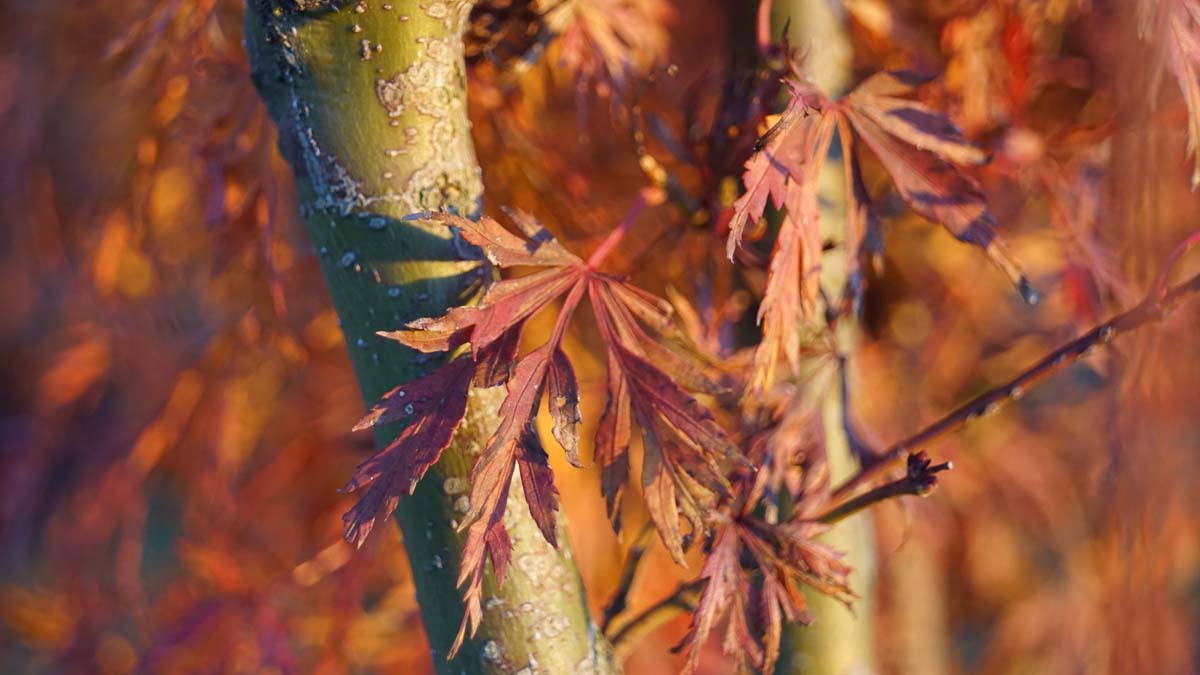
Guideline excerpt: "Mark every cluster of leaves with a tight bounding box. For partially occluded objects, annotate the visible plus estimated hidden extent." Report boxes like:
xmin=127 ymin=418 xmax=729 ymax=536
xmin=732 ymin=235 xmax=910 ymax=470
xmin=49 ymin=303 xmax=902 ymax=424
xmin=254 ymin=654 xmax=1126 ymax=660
xmin=682 ymin=518 xmax=850 ymax=674
xmin=463 ymin=0 xmax=670 ymax=99
xmin=331 ymin=3 xmax=1200 ymax=671
xmin=342 ymin=199 xmax=903 ymax=668
xmin=339 ymin=175 xmax=1022 ymax=669
xmin=339 ymin=5 xmax=1200 ymax=671
xmin=548 ymin=0 xmax=671 ymax=98
xmin=726 ymin=65 xmax=1038 ymax=392
xmin=7 ymin=0 xmax=1200 ymax=672
xmin=344 ymin=205 xmax=749 ymax=654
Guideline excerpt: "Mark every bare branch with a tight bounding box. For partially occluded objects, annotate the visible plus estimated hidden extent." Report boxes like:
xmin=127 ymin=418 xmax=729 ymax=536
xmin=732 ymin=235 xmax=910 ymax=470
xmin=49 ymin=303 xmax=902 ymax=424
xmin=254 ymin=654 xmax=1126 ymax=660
xmin=601 ymin=522 xmax=656 ymax=633
xmin=813 ymin=452 xmax=951 ymax=525
xmin=832 ymin=270 xmax=1200 ymax=502
xmin=607 ymin=578 xmax=707 ymax=654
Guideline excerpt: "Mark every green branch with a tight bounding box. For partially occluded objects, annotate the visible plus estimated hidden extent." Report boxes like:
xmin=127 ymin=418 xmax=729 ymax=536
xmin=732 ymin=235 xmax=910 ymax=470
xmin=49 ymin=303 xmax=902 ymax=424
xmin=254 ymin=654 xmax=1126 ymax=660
xmin=243 ymin=2 xmax=615 ymax=672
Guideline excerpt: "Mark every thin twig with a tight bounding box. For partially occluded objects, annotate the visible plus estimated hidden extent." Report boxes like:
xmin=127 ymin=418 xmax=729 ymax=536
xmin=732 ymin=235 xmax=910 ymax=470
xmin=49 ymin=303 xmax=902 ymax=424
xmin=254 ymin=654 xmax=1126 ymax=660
xmin=605 ymin=267 xmax=1200 ymax=659
xmin=830 ymin=271 xmax=1200 ymax=502
xmin=587 ymin=190 xmax=650 ymax=270
xmin=607 ymin=578 xmax=707 ymax=654
xmin=601 ymin=522 xmax=656 ymax=633
xmin=812 ymin=452 xmax=951 ymax=525
xmin=604 ymin=453 xmax=953 ymax=652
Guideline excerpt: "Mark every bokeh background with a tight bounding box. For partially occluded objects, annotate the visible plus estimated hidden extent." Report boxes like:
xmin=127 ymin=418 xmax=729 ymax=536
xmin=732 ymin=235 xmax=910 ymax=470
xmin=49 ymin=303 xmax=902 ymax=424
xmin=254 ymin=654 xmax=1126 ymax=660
xmin=2 ymin=1 xmax=1198 ymax=673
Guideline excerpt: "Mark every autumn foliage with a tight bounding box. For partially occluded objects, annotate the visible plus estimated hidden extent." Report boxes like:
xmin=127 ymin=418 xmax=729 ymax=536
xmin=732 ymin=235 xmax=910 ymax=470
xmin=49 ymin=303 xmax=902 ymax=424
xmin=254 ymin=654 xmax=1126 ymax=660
xmin=4 ymin=0 xmax=1200 ymax=674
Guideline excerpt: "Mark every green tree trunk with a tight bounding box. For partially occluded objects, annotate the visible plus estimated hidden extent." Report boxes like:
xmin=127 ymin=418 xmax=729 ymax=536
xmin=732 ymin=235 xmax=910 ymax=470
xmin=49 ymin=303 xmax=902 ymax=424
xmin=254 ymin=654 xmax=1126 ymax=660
xmin=772 ymin=2 xmax=879 ymax=673
xmin=243 ymin=3 xmax=615 ymax=673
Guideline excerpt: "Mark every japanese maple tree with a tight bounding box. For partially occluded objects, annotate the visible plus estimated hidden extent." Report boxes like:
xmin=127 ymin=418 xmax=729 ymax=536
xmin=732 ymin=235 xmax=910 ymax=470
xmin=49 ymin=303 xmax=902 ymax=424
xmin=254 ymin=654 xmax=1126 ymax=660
xmin=330 ymin=1 xmax=1200 ymax=671
xmin=330 ymin=1 xmax=1200 ymax=667
xmin=9 ymin=0 xmax=1200 ymax=674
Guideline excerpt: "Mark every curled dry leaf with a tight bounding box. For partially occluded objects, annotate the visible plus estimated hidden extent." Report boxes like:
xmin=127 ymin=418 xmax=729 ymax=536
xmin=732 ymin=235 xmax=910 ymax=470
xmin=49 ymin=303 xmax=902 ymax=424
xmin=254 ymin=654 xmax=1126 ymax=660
xmin=548 ymin=347 xmax=583 ymax=467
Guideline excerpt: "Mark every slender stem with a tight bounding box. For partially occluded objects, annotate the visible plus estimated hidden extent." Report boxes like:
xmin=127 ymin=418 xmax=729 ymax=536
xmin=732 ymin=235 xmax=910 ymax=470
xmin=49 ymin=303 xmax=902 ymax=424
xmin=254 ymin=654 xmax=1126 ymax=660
xmin=607 ymin=578 xmax=707 ymax=655
xmin=1149 ymin=230 xmax=1200 ymax=300
xmin=831 ymin=271 xmax=1200 ymax=502
xmin=756 ymin=0 xmax=777 ymax=54
xmin=601 ymin=522 xmax=655 ymax=633
xmin=587 ymin=192 xmax=649 ymax=270
xmin=606 ymin=271 xmax=1200 ymax=664
xmin=813 ymin=456 xmax=951 ymax=525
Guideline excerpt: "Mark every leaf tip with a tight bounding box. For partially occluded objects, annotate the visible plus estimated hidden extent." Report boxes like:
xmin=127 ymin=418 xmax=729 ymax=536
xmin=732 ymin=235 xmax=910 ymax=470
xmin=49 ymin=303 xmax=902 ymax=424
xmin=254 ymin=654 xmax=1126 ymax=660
xmin=983 ymin=240 xmax=1039 ymax=306
xmin=1018 ymin=276 xmax=1040 ymax=306
xmin=336 ymin=477 xmax=359 ymax=495
xmin=341 ymin=518 xmax=371 ymax=550
xmin=447 ymin=621 xmax=469 ymax=661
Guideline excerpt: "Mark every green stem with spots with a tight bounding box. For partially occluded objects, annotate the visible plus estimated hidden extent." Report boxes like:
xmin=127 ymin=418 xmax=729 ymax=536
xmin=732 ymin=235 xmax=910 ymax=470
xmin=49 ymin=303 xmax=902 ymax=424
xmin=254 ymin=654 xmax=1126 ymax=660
xmin=243 ymin=2 xmax=615 ymax=673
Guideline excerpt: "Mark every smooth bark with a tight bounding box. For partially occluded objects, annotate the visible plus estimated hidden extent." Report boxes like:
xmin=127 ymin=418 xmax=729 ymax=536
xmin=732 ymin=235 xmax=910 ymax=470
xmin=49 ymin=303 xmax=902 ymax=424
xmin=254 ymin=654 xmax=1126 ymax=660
xmin=772 ymin=2 xmax=879 ymax=673
xmin=243 ymin=3 xmax=615 ymax=673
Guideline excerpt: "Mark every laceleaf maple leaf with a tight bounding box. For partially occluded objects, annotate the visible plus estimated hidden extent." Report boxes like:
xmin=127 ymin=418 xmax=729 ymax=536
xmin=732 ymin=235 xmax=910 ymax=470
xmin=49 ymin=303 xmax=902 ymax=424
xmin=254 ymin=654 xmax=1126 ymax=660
xmin=677 ymin=518 xmax=853 ymax=675
xmin=727 ymin=69 xmax=1036 ymax=392
xmin=546 ymin=0 xmax=671 ymax=98
xmin=346 ymin=204 xmax=746 ymax=656
xmin=841 ymin=72 xmax=1034 ymax=303
xmin=589 ymin=278 xmax=747 ymax=561
xmin=340 ymin=356 xmax=475 ymax=547
xmin=1147 ymin=0 xmax=1200 ymax=186
xmin=679 ymin=528 xmax=758 ymax=673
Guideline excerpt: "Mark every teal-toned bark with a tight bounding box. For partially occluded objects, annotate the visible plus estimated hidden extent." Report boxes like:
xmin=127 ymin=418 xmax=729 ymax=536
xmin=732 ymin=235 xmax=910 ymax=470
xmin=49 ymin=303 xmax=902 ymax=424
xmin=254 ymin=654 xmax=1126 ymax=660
xmin=243 ymin=2 xmax=615 ymax=673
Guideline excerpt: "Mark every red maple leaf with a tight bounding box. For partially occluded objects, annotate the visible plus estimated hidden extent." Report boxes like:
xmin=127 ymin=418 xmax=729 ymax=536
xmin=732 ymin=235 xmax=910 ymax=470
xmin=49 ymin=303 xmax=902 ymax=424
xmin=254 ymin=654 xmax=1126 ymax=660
xmin=677 ymin=517 xmax=853 ymax=675
xmin=340 ymin=356 xmax=475 ymax=547
xmin=728 ymin=69 xmax=1036 ymax=392
xmin=346 ymin=201 xmax=746 ymax=656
